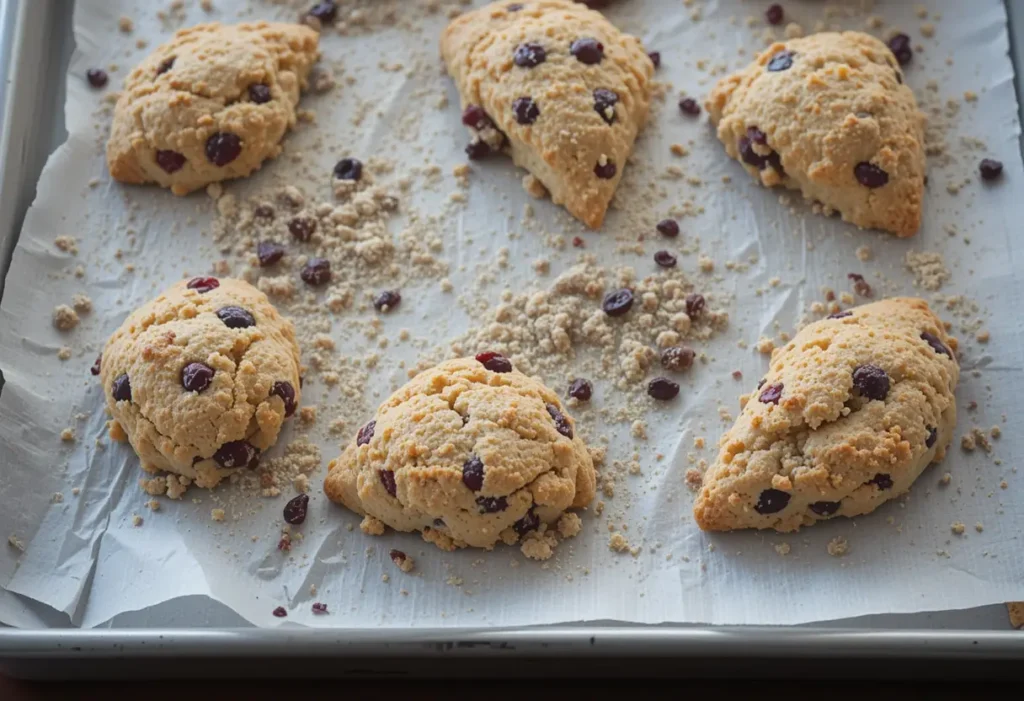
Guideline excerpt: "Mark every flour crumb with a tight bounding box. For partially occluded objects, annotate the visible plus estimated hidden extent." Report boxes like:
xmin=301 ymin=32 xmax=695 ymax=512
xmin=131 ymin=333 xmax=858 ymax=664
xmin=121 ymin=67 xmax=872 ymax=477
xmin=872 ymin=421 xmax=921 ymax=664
xmin=827 ymin=536 xmax=849 ymax=557
xmin=60 ymin=428 xmax=75 ymax=442
xmin=950 ymin=521 xmax=966 ymax=535
xmin=132 ymin=514 xmax=143 ymax=527
xmin=774 ymin=542 xmax=791 ymax=556
xmin=7 ymin=534 xmax=25 ymax=551
xmin=389 ymin=548 xmax=415 ymax=573
xmin=53 ymin=305 xmax=80 ymax=331
xmin=905 ymin=251 xmax=950 ymax=291
xmin=211 ymin=508 xmax=226 ymax=522
xmin=557 ymin=512 xmax=582 ymax=539
xmin=360 ymin=515 xmax=386 ymax=535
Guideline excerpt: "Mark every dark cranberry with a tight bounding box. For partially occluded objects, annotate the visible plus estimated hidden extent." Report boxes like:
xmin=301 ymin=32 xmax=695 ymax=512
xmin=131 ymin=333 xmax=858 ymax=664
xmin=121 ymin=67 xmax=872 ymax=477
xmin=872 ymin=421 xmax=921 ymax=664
xmin=754 ymin=488 xmax=790 ymax=514
xmin=307 ymin=1 xmax=337 ymax=22
xmin=678 ymin=97 xmax=700 ymax=116
xmin=205 ymin=133 xmax=242 ymax=166
xmin=647 ymin=377 xmax=680 ymax=401
xmin=848 ymin=273 xmax=872 ymax=297
xmin=356 ymin=420 xmax=376 ymax=446
xmin=272 ymin=606 xmax=287 ymax=618
xmin=248 ymin=84 xmax=271 ymax=104
xmin=571 ymin=37 xmax=604 ymax=64
xmin=746 ymin=126 xmax=768 ymax=144
xmin=546 ymin=403 xmax=573 ymax=439
xmin=312 ymin=602 xmax=328 ymax=614
xmin=90 ymin=354 xmax=102 ymax=376
xmin=373 ymin=289 xmax=401 ymax=312
xmin=187 ymin=276 xmax=219 ymax=293
xmin=112 ymin=374 xmax=132 ymax=402
xmin=257 ymin=241 xmax=285 ymax=267
xmin=765 ymin=4 xmax=784 ymax=25
xmin=379 ymin=469 xmax=397 ymax=497
xmin=654 ymin=250 xmax=677 ymax=268
xmin=283 ymin=493 xmax=309 ymax=525
xmin=433 ymin=518 xmax=445 ymax=527
xmin=476 ymin=496 xmax=508 ymax=513
xmin=648 ymin=51 xmax=661 ymax=68
xmin=512 ymin=96 xmax=540 ymax=125
xmin=181 ymin=362 xmax=215 ymax=393
xmin=766 ymin=50 xmax=794 ymax=72
xmin=602 ymin=289 xmax=634 ymax=317
xmin=926 ymin=426 xmax=938 ymax=448
xmin=465 ymin=140 xmax=493 ymax=159
xmin=271 ymin=381 xmax=297 ymax=417
xmin=661 ymin=346 xmax=695 ymax=372
xmin=854 ymin=161 xmax=888 ymax=188
xmin=656 ymin=219 xmax=679 ymax=237
xmin=738 ymin=137 xmax=769 ymax=169
xmin=254 ymin=204 xmax=275 ymax=220
xmin=979 ymin=158 xmax=1003 ymax=181
xmin=594 ymin=160 xmax=617 ymax=179
xmin=507 ymin=3 xmax=524 ymax=11
xmin=333 ymin=157 xmax=362 ymax=181
xmin=513 ymin=42 xmax=547 ymax=68
xmin=461 ymin=105 xmax=493 ymax=130
xmin=389 ymin=549 xmax=407 ymax=564
xmin=887 ymin=33 xmax=912 ymax=66
xmin=213 ymin=440 xmax=259 ymax=469
xmin=759 ymin=382 xmax=783 ymax=405
xmin=514 ymin=508 xmax=540 ymax=536
xmin=462 ymin=456 xmax=485 ymax=492
xmin=809 ymin=500 xmax=840 ymax=516
xmin=301 ymin=258 xmax=331 ymax=286
xmin=920 ymin=332 xmax=952 ymax=359
xmin=685 ymin=292 xmax=706 ymax=318
xmin=156 ymin=150 xmax=186 ymax=174
xmin=86 ymin=68 xmax=108 ymax=88
xmin=288 ymin=217 xmax=317 ymax=242
xmin=851 ymin=364 xmax=890 ymax=401
xmin=828 ymin=310 xmax=853 ymax=319
xmin=869 ymin=473 xmax=894 ymax=490
xmin=216 ymin=306 xmax=256 ymax=329
xmin=156 ymin=56 xmax=175 ymax=76
xmin=568 ymin=378 xmax=593 ymax=401
xmin=572 ymin=236 xmax=585 ymax=248
xmin=593 ymin=88 xmax=619 ymax=124
xmin=475 ymin=351 xmax=513 ymax=373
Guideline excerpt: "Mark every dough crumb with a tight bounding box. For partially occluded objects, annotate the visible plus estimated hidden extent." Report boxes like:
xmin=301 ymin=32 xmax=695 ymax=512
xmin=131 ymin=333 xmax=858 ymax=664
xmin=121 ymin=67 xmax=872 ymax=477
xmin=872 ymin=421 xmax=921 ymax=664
xmin=774 ymin=542 xmax=791 ymax=556
xmin=389 ymin=548 xmax=415 ymax=573
xmin=7 ymin=534 xmax=25 ymax=551
xmin=211 ymin=508 xmax=226 ymax=522
xmin=57 ymin=346 xmax=72 ymax=360
xmin=52 ymin=492 xmax=64 ymax=504
xmin=827 ymin=536 xmax=849 ymax=557
xmin=118 ymin=16 xmax=133 ymax=33
xmin=60 ymin=428 xmax=75 ymax=442
xmin=905 ymin=251 xmax=951 ymax=291
xmin=556 ymin=512 xmax=582 ymax=539
xmin=52 ymin=305 xmax=80 ymax=331
xmin=360 ymin=515 xmax=386 ymax=536
xmin=755 ymin=336 xmax=775 ymax=354
xmin=950 ymin=521 xmax=965 ymax=535
xmin=54 ymin=235 xmax=77 ymax=253
xmin=132 ymin=514 xmax=143 ymax=527
xmin=855 ymin=245 xmax=872 ymax=262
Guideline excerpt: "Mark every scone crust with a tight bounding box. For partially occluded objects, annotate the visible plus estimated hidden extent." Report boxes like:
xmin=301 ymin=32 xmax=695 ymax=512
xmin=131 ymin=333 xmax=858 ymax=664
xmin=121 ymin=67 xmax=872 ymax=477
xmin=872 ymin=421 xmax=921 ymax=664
xmin=324 ymin=357 xmax=596 ymax=549
xmin=705 ymin=31 xmax=925 ymax=237
xmin=441 ymin=0 xmax=653 ymax=229
xmin=694 ymin=298 xmax=959 ymax=532
xmin=107 ymin=22 xmax=319 ymax=195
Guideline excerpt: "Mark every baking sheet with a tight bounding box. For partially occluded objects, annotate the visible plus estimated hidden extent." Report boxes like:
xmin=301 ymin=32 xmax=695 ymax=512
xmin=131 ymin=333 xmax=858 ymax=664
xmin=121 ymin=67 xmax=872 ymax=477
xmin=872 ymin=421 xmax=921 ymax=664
xmin=1 ymin=0 xmax=1022 ymax=630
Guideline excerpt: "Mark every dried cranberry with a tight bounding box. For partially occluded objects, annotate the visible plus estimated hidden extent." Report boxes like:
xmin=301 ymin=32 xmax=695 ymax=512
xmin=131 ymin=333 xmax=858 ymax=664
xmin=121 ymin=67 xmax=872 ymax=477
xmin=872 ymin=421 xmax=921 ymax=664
xmin=661 ymin=346 xmax=695 ymax=372
xmin=571 ymin=37 xmax=604 ymax=64
xmin=86 ymin=68 xmax=108 ymax=88
xmin=90 ymin=354 xmax=102 ymax=376
xmin=475 ymin=351 xmax=513 ymax=373
xmin=301 ymin=258 xmax=331 ymax=286
xmin=373 ymin=290 xmax=401 ymax=312
xmin=852 ymin=364 xmax=890 ymax=401
xmin=568 ymin=378 xmax=593 ymax=401
xmin=213 ymin=440 xmax=259 ymax=469
xmin=754 ymin=488 xmax=790 ymax=514
xmin=738 ymin=136 xmax=773 ymax=169
xmin=389 ymin=549 xmax=407 ymax=564
xmin=379 ymin=469 xmax=397 ymax=497
xmin=766 ymin=50 xmax=794 ymax=72
xmin=678 ymin=97 xmax=700 ymax=116
xmin=205 ymin=132 xmax=242 ymax=166
xmin=869 ymin=473 xmax=894 ymax=490
xmin=847 ymin=273 xmax=872 ymax=297
xmin=887 ymin=33 xmax=912 ymax=66
xmin=656 ymin=219 xmax=679 ymax=237
xmin=685 ymin=293 xmax=705 ymax=318
xmin=647 ymin=377 xmax=680 ymax=400
xmin=187 ymin=276 xmax=219 ymax=293
xmin=765 ymin=3 xmax=784 ymax=25
xmin=507 ymin=3 xmax=524 ymax=11
xmin=648 ymin=51 xmax=661 ymax=68
xmin=307 ymin=1 xmax=337 ymax=22
xmin=602 ymin=289 xmax=634 ymax=317
xmin=156 ymin=56 xmax=175 ymax=76
xmin=288 ymin=217 xmax=317 ymax=242
xmin=594 ymin=160 xmax=617 ymax=179
xmin=112 ymin=374 xmax=132 ymax=402
xmin=854 ymin=162 xmax=889 ymax=188
xmin=593 ymin=88 xmax=619 ymax=124
xmin=272 ymin=606 xmax=287 ymax=618
xmin=465 ymin=140 xmax=492 ymax=160
xmin=156 ymin=150 xmax=186 ymax=173
xmin=828 ymin=310 xmax=853 ymax=320
xmin=920 ymin=332 xmax=952 ymax=359
xmin=546 ymin=403 xmax=573 ymax=439
xmin=514 ymin=42 xmax=546 ymax=68
xmin=809 ymin=500 xmax=840 ymax=516
xmin=476 ymin=496 xmax=508 ymax=513
xmin=283 ymin=494 xmax=309 ymax=525
xmin=356 ymin=420 xmax=376 ymax=446
xmin=257 ymin=241 xmax=285 ymax=267
xmin=926 ymin=426 xmax=938 ymax=448
xmin=181 ymin=362 xmax=215 ymax=393
xmin=979 ymin=158 xmax=1003 ymax=181
xmin=254 ymin=204 xmax=275 ymax=220
xmin=747 ymin=126 xmax=768 ymax=144
xmin=512 ymin=96 xmax=540 ymax=125
xmin=217 ymin=306 xmax=256 ymax=329
xmin=333 ymin=157 xmax=362 ymax=181
xmin=654 ymin=250 xmax=677 ymax=268
xmin=572 ymin=236 xmax=585 ymax=248
xmin=462 ymin=456 xmax=485 ymax=492
xmin=248 ymin=84 xmax=271 ymax=104
xmin=514 ymin=508 xmax=540 ymax=536
xmin=461 ymin=105 xmax=492 ymax=130
xmin=271 ymin=381 xmax=297 ymax=417
xmin=759 ymin=382 xmax=783 ymax=405
xmin=312 ymin=602 xmax=328 ymax=614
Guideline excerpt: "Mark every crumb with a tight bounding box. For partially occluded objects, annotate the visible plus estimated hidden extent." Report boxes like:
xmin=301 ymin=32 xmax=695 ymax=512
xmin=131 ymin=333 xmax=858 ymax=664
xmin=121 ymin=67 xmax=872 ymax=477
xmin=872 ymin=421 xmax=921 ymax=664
xmin=52 ymin=492 xmax=64 ymax=504
xmin=360 ymin=515 xmax=386 ymax=536
xmin=1009 ymin=603 xmax=1024 ymax=629
xmin=7 ymin=534 xmax=25 ymax=551
xmin=991 ymin=425 xmax=1001 ymax=439
xmin=211 ymin=508 xmax=226 ymax=522
xmin=522 ymin=174 xmax=548 ymax=199
xmin=57 ymin=346 xmax=72 ymax=360
xmin=608 ymin=532 xmax=630 ymax=553
xmin=52 ymin=305 xmax=80 ymax=331
xmin=685 ymin=468 xmax=702 ymax=491
xmin=855 ymin=245 xmax=872 ymax=262
xmin=389 ymin=548 xmax=415 ymax=573
xmin=72 ymin=294 xmax=92 ymax=313
xmin=976 ymin=330 xmax=990 ymax=343
xmin=950 ymin=521 xmax=965 ymax=535
xmin=975 ymin=522 xmax=984 ymax=533
xmin=939 ymin=473 xmax=952 ymax=486
xmin=147 ymin=499 xmax=160 ymax=512
xmin=132 ymin=514 xmax=143 ymax=527
xmin=698 ymin=256 xmax=715 ymax=272
xmin=774 ymin=542 xmax=791 ymax=556
xmin=670 ymin=143 xmax=688 ymax=157
xmin=755 ymin=337 xmax=774 ymax=354
xmin=60 ymin=428 xmax=75 ymax=442
xmin=557 ymin=512 xmax=582 ymax=539
xmin=520 ymin=535 xmax=555 ymax=561
xmin=827 ymin=536 xmax=849 ymax=557
xmin=118 ymin=16 xmax=133 ymax=33
xmin=54 ymin=235 xmax=77 ymax=253
xmin=905 ymin=251 xmax=950 ymax=291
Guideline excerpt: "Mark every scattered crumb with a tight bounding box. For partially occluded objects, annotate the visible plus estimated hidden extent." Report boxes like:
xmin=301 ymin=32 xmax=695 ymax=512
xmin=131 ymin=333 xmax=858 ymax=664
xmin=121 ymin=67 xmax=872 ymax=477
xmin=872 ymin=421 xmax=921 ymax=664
xmin=774 ymin=542 xmax=791 ymax=556
xmin=360 ymin=515 xmax=386 ymax=536
xmin=389 ymin=548 xmax=415 ymax=573
xmin=57 ymin=346 xmax=72 ymax=360
xmin=211 ymin=508 xmax=226 ymax=522
xmin=52 ymin=305 xmax=80 ymax=331
xmin=132 ymin=514 xmax=143 ymax=527
xmin=7 ymin=534 xmax=25 ymax=551
xmin=118 ymin=16 xmax=133 ymax=33
xmin=556 ymin=512 xmax=582 ymax=539
xmin=60 ymin=428 xmax=75 ymax=442
xmin=827 ymin=536 xmax=849 ymax=557
xmin=855 ymin=245 xmax=872 ymax=262
xmin=950 ymin=521 xmax=965 ymax=535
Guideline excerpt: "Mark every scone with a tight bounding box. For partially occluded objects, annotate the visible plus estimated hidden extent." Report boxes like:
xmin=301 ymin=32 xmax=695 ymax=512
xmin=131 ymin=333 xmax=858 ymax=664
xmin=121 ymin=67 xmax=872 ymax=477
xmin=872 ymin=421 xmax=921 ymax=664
xmin=441 ymin=0 xmax=654 ymax=229
xmin=107 ymin=22 xmax=319 ymax=195
xmin=324 ymin=354 xmax=596 ymax=550
xmin=705 ymin=32 xmax=926 ymax=236
xmin=694 ymin=298 xmax=958 ymax=532
xmin=99 ymin=277 xmax=301 ymax=490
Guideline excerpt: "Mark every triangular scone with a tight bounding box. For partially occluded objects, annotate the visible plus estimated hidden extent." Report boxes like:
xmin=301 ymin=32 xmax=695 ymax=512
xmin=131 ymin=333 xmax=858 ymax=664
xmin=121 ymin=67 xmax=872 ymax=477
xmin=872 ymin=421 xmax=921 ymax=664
xmin=441 ymin=0 xmax=654 ymax=229
xmin=705 ymin=32 xmax=925 ymax=237
xmin=694 ymin=298 xmax=959 ymax=532
xmin=107 ymin=22 xmax=319 ymax=195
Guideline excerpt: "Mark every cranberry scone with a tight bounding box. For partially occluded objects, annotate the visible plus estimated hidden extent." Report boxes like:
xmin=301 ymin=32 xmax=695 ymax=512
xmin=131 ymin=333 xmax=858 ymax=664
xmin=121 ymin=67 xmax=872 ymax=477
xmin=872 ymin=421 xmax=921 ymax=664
xmin=441 ymin=0 xmax=654 ymax=229
xmin=694 ymin=298 xmax=958 ymax=532
xmin=705 ymin=32 xmax=926 ymax=237
xmin=324 ymin=355 xmax=596 ymax=552
xmin=100 ymin=277 xmax=301 ymax=491
xmin=107 ymin=22 xmax=319 ymax=195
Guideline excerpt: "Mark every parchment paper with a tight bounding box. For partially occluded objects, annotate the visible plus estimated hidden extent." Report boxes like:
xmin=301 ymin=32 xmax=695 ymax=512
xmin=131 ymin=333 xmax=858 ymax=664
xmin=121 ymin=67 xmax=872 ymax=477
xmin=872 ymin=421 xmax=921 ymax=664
xmin=1 ymin=0 xmax=1022 ymax=629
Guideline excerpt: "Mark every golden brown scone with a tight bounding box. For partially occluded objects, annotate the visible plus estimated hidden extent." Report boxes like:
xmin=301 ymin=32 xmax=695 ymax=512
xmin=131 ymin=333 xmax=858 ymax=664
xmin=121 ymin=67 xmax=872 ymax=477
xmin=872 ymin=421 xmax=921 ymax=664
xmin=324 ymin=355 xmax=596 ymax=551
xmin=705 ymin=32 xmax=925 ymax=237
xmin=695 ymin=298 xmax=958 ymax=532
xmin=441 ymin=0 xmax=654 ymax=229
xmin=107 ymin=22 xmax=319 ymax=195
xmin=1008 ymin=603 xmax=1024 ymax=629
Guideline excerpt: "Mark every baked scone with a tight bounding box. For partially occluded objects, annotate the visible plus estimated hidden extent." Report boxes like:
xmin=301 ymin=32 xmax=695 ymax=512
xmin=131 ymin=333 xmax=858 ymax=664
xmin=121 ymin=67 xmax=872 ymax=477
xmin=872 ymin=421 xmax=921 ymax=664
xmin=694 ymin=298 xmax=958 ymax=532
xmin=705 ymin=32 xmax=926 ymax=237
xmin=107 ymin=22 xmax=319 ymax=195
xmin=324 ymin=355 xmax=596 ymax=550
xmin=100 ymin=277 xmax=301 ymax=491
xmin=441 ymin=0 xmax=654 ymax=229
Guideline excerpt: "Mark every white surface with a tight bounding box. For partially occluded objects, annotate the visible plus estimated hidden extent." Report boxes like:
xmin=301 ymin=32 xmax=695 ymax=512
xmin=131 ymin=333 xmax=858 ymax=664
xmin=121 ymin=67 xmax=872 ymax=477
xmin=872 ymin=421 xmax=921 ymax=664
xmin=0 ymin=0 xmax=1022 ymax=629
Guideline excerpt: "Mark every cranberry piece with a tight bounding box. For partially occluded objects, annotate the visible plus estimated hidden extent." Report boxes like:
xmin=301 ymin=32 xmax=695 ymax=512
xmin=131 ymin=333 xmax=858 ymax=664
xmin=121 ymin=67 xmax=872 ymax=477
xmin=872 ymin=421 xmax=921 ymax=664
xmin=254 ymin=204 xmax=275 ymax=220
xmin=654 ymin=250 xmax=677 ymax=268
xmin=86 ymin=68 xmax=108 ymax=88
xmin=379 ymin=469 xmax=397 ymax=497
xmin=461 ymin=105 xmax=492 ymax=130
xmin=283 ymin=493 xmax=309 ymax=525
xmin=920 ymin=332 xmax=952 ymax=359
xmin=216 ymin=306 xmax=256 ymax=329
xmin=112 ymin=373 xmax=132 ymax=402
xmin=602 ymin=289 xmax=634 ymax=317
xmin=851 ymin=364 xmax=889 ymax=401
xmin=373 ymin=289 xmax=401 ymax=312
xmin=568 ymin=378 xmax=592 ymax=401
xmin=513 ymin=42 xmax=546 ymax=68
xmin=854 ymin=162 xmax=888 ymax=188
xmin=273 ymin=606 xmax=287 ymax=618
xmin=759 ymin=382 xmax=784 ymax=405
xmin=213 ymin=440 xmax=259 ymax=469
xmin=546 ymin=403 xmax=573 ymax=439
xmin=887 ymin=33 xmax=912 ymax=66
xmin=181 ymin=362 xmax=215 ymax=393
xmin=288 ymin=216 xmax=317 ymax=242
xmin=656 ymin=219 xmax=679 ymax=237
xmin=512 ymin=96 xmax=540 ymax=125
xmin=465 ymin=140 xmax=493 ymax=160
xmin=476 ymin=496 xmax=508 ymax=514
xmin=248 ymin=84 xmax=271 ymax=104
xmin=979 ymin=158 xmax=1003 ymax=181
xmin=661 ymin=346 xmax=695 ymax=372
xmin=475 ymin=351 xmax=513 ymax=373
xmin=462 ymin=456 xmax=485 ymax=492
xmin=648 ymin=51 xmax=661 ymax=68
xmin=156 ymin=150 xmax=186 ymax=174
xmin=312 ymin=602 xmax=328 ymax=614
xmin=307 ymin=1 xmax=337 ymax=22
xmin=301 ymin=258 xmax=332 ymax=286
xmin=809 ymin=500 xmax=840 ymax=517
xmin=593 ymin=88 xmax=619 ymax=125
xmin=647 ymin=377 xmax=680 ymax=400
xmin=514 ymin=508 xmax=540 ymax=536
xmin=678 ymin=97 xmax=700 ymax=116
xmin=205 ymin=133 xmax=242 ymax=166
xmin=594 ymin=160 xmax=617 ymax=179
xmin=156 ymin=56 xmax=175 ymax=76
xmin=187 ymin=276 xmax=219 ymax=293
xmin=257 ymin=241 xmax=285 ymax=267
xmin=766 ymin=50 xmax=794 ymax=72
xmin=848 ymin=273 xmax=872 ymax=297
xmin=738 ymin=137 xmax=771 ymax=169
xmin=571 ymin=37 xmax=604 ymax=65
xmin=828 ymin=310 xmax=853 ymax=320
xmin=389 ymin=549 xmax=407 ymax=565
xmin=356 ymin=420 xmax=376 ymax=446
xmin=507 ymin=3 xmax=524 ymax=11
xmin=572 ymin=236 xmax=585 ymax=248
xmin=333 ymin=157 xmax=362 ymax=181
xmin=747 ymin=126 xmax=768 ymax=144
xmin=685 ymin=292 xmax=705 ymax=318
xmin=90 ymin=354 xmax=102 ymax=376
xmin=754 ymin=488 xmax=790 ymax=514
xmin=765 ymin=3 xmax=784 ymax=25
xmin=271 ymin=381 xmax=297 ymax=417
xmin=869 ymin=473 xmax=894 ymax=490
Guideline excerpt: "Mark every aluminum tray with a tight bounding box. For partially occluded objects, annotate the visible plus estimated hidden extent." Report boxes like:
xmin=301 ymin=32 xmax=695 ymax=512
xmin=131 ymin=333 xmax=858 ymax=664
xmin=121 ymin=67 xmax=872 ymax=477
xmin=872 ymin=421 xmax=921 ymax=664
xmin=0 ymin=0 xmax=1022 ymax=679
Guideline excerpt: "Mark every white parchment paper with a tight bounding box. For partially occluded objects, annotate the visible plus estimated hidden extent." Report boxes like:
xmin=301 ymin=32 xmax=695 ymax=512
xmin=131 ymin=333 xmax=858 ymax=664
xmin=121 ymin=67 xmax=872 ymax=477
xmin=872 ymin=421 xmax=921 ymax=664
xmin=1 ymin=0 xmax=1022 ymax=629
